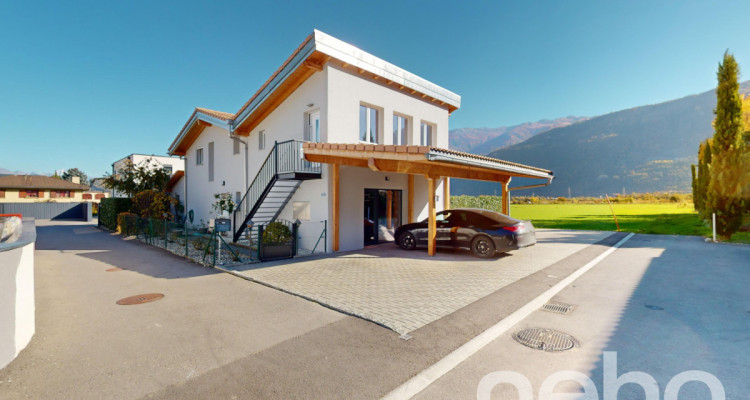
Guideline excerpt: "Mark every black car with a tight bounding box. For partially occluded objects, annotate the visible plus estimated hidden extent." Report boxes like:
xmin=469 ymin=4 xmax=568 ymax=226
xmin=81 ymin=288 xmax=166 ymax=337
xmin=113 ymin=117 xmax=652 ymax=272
xmin=394 ymin=208 xmax=536 ymax=258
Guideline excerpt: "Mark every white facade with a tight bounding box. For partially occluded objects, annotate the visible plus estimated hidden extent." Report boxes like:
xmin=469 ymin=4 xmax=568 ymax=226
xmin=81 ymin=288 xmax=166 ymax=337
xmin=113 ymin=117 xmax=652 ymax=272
xmin=111 ymin=154 xmax=185 ymax=198
xmin=174 ymin=31 xmax=458 ymax=252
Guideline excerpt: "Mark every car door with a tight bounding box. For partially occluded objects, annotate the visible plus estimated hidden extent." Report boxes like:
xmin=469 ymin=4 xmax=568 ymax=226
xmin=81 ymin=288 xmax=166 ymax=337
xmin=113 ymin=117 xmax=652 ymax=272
xmin=435 ymin=211 xmax=455 ymax=247
xmin=416 ymin=211 xmax=449 ymax=247
xmin=451 ymin=211 xmax=474 ymax=248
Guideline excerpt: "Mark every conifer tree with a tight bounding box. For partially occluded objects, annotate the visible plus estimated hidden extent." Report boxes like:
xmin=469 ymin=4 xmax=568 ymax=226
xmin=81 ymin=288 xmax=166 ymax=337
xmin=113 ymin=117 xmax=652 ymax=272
xmin=707 ymin=51 xmax=745 ymax=238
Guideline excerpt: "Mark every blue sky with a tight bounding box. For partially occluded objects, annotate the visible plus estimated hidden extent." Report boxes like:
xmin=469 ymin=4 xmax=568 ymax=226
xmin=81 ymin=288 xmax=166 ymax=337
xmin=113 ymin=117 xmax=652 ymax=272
xmin=2 ymin=0 xmax=750 ymax=177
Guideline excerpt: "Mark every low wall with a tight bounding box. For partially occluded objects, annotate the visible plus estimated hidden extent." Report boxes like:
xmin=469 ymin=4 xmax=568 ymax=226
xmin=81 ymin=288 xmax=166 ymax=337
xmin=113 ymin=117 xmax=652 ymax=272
xmin=0 ymin=218 xmax=36 ymax=370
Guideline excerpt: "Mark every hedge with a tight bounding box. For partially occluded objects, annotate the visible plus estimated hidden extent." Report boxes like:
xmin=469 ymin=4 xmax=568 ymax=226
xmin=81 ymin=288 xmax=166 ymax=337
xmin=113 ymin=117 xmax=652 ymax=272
xmin=99 ymin=198 xmax=133 ymax=231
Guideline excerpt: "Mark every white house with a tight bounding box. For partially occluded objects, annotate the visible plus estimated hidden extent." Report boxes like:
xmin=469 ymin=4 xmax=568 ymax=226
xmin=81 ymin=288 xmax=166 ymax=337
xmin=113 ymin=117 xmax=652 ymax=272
xmin=111 ymin=154 xmax=185 ymax=198
xmin=168 ymin=30 xmax=552 ymax=255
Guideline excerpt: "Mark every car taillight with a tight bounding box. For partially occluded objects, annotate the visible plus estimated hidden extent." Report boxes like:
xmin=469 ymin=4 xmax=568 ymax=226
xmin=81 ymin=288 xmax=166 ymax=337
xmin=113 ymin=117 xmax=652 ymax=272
xmin=502 ymin=224 xmax=522 ymax=232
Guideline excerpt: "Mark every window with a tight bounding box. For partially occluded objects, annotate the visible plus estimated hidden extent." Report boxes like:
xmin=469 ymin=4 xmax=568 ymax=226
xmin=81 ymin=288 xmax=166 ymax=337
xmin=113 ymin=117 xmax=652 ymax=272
xmin=306 ymin=111 xmax=320 ymax=142
xmin=293 ymin=201 xmax=310 ymax=221
xmin=95 ymin=194 xmax=105 ymax=199
xmin=21 ymin=190 xmax=40 ymax=198
xmin=359 ymin=105 xmax=379 ymax=143
xmin=51 ymin=190 xmax=71 ymax=198
xmin=393 ymin=114 xmax=408 ymax=145
xmin=233 ymin=138 xmax=240 ymax=155
xmin=83 ymin=193 xmax=92 ymax=200
xmin=163 ymin=165 xmax=173 ymax=174
xmin=258 ymin=130 xmax=266 ymax=150
xmin=235 ymin=192 xmax=241 ymax=206
xmin=420 ymin=122 xmax=433 ymax=146
xmin=196 ymin=148 xmax=204 ymax=165
xmin=208 ymin=142 xmax=214 ymax=182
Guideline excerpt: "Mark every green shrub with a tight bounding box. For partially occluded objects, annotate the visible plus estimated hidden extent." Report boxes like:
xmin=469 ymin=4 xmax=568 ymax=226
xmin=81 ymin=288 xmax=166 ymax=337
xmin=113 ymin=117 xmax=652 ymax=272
xmin=262 ymin=222 xmax=293 ymax=244
xmin=117 ymin=212 xmax=137 ymax=236
xmin=99 ymin=198 xmax=132 ymax=231
xmin=132 ymin=190 xmax=177 ymax=221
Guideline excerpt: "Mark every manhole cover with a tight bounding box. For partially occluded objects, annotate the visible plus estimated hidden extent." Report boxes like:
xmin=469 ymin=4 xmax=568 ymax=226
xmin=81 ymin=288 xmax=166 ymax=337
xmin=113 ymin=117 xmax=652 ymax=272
xmin=541 ymin=301 xmax=574 ymax=315
xmin=116 ymin=293 xmax=164 ymax=305
xmin=106 ymin=267 xmax=123 ymax=272
xmin=513 ymin=328 xmax=580 ymax=352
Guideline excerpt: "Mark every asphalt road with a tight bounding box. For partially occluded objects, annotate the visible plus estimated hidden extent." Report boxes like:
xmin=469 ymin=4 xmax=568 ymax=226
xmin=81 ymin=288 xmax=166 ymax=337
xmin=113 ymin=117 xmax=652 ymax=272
xmin=414 ymin=234 xmax=750 ymax=399
xmin=0 ymin=221 xmax=627 ymax=399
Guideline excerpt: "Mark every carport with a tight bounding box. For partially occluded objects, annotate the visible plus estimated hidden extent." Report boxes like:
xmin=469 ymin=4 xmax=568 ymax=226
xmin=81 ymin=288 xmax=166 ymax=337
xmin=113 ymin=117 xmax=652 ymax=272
xmin=302 ymin=143 xmax=553 ymax=255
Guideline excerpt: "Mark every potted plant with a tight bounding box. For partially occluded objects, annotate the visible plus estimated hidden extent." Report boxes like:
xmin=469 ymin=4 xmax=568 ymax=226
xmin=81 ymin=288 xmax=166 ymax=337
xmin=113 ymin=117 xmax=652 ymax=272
xmin=260 ymin=221 xmax=294 ymax=261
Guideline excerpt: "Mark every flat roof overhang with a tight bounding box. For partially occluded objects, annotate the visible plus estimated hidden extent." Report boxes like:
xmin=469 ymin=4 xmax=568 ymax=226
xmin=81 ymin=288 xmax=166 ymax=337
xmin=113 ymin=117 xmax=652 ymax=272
xmin=302 ymin=143 xmax=553 ymax=183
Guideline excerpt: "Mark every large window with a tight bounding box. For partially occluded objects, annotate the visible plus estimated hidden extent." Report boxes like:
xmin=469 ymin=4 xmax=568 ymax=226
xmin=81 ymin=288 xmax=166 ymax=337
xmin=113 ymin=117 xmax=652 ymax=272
xmin=420 ymin=122 xmax=433 ymax=146
xmin=196 ymin=148 xmax=204 ymax=165
xmin=393 ymin=115 xmax=407 ymax=145
xmin=359 ymin=105 xmax=379 ymax=143
xmin=21 ymin=190 xmax=40 ymax=198
xmin=51 ymin=190 xmax=71 ymax=198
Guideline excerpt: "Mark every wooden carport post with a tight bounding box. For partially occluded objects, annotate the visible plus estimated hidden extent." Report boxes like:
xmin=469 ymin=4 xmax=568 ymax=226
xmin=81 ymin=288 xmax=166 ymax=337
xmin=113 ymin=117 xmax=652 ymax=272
xmin=427 ymin=176 xmax=437 ymax=256
xmin=332 ymin=164 xmax=340 ymax=251
xmin=501 ymin=178 xmax=510 ymax=215
xmin=407 ymin=174 xmax=414 ymax=223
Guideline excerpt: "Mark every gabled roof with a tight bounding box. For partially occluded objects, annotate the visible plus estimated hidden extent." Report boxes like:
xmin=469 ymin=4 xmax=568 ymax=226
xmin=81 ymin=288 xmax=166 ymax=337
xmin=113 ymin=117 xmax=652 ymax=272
xmin=165 ymin=170 xmax=185 ymax=193
xmin=168 ymin=30 xmax=461 ymax=156
xmin=0 ymin=175 xmax=90 ymax=191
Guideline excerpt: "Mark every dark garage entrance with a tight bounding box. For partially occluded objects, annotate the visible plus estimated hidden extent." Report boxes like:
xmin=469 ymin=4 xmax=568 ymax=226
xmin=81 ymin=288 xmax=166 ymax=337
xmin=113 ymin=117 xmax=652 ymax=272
xmin=364 ymin=189 xmax=402 ymax=245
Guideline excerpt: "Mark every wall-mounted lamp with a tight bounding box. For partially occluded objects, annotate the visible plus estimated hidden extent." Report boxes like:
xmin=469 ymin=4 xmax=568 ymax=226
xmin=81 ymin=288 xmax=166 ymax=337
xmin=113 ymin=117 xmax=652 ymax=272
xmin=222 ymin=180 xmax=226 ymax=186
xmin=385 ymin=176 xmax=390 ymax=181
xmin=306 ymin=103 xmax=314 ymax=108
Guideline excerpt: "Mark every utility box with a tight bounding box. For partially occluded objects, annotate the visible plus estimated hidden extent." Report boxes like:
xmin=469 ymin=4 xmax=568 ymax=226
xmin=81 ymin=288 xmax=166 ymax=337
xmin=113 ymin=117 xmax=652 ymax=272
xmin=214 ymin=218 xmax=231 ymax=233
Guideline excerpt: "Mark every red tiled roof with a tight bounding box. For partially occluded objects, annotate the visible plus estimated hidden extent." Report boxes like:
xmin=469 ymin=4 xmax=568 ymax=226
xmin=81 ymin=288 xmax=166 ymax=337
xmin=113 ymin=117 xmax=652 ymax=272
xmin=195 ymin=107 xmax=234 ymax=121
xmin=0 ymin=175 xmax=90 ymax=190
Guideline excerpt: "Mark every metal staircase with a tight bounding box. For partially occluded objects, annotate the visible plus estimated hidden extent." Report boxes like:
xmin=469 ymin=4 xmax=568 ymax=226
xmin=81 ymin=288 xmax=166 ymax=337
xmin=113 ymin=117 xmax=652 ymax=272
xmin=232 ymin=140 xmax=321 ymax=243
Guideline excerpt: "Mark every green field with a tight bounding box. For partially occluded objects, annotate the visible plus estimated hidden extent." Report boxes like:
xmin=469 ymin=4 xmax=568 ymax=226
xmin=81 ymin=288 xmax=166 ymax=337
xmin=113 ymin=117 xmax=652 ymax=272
xmin=505 ymin=203 xmax=750 ymax=243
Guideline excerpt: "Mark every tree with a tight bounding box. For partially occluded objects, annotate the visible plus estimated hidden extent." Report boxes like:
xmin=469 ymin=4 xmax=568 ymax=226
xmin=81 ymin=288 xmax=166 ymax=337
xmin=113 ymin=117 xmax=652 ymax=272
xmin=706 ymin=51 xmax=746 ymax=238
xmin=62 ymin=168 xmax=88 ymax=184
xmin=694 ymin=139 xmax=712 ymax=218
xmin=103 ymin=158 xmax=171 ymax=198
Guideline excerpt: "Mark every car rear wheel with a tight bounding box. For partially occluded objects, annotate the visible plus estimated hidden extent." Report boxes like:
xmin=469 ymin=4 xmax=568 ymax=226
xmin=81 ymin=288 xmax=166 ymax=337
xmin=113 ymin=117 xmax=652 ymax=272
xmin=397 ymin=232 xmax=417 ymax=250
xmin=471 ymin=236 xmax=496 ymax=258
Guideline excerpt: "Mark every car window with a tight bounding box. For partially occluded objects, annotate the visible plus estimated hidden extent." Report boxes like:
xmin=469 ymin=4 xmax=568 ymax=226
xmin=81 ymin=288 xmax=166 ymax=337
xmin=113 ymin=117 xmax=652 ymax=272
xmin=468 ymin=213 xmax=497 ymax=228
xmin=423 ymin=211 xmax=451 ymax=224
xmin=454 ymin=212 xmax=469 ymax=226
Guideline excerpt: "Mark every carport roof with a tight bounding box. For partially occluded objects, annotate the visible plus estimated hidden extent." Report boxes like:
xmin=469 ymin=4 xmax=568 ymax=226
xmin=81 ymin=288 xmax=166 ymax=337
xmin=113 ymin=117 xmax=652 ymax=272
xmin=302 ymin=142 xmax=553 ymax=182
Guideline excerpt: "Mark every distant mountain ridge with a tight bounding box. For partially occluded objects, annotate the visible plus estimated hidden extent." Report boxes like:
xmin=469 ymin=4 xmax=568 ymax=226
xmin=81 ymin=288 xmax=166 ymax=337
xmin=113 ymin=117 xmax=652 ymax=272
xmin=452 ymin=82 xmax=750 ymax=197
xmin=449 ymin=116 xmax=588 ymax=154
xmin=0 ymin=168 xmax=53 ymax=176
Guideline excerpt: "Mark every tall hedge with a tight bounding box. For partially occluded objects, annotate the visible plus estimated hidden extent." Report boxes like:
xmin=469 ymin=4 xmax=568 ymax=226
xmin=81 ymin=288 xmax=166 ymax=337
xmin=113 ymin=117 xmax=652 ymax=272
xmin=98 ymin=198 xmax=133 ymax=231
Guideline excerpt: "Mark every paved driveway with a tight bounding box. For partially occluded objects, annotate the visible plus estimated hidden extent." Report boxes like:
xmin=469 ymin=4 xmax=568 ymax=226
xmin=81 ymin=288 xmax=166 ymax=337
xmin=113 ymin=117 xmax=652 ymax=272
xmin=220 ymin=229 xmax=614 ymax=335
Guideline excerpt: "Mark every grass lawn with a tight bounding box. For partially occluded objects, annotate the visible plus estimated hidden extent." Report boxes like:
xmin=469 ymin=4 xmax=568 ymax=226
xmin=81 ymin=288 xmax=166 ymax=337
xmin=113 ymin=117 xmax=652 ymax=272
xmin=509 ymin=203 xmax=750 ymax=244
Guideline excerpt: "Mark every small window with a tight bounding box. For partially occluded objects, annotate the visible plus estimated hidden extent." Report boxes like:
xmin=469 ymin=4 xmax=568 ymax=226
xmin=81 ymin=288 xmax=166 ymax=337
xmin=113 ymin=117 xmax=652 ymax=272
xmin=52 ymin=190 xmax=71 ymax=198
xmin=393 ymin=114 xmax=408 ymax=145
xmin=196 ymin=148 xmax=204 ymax=165
xmin=258 ymin=130 xmax=266 ymax=150
xmin=163 ymin=165 xmax=173 ymax=174
xmin=83 ymin=193 xmax=92 ymax=200
xmin=359 ymin=105 xmax=379 ymax=143
xmin=22 ymin=190 xmax=40 ymax=198
xmin=233 ymin=138 xmax=240 ymax=155
xmin=235 ymin=191 xmax=241 ymax=206
xmin=208 ymin=142 xmax=214 ymax=182
xmin=420 ymin=122 xmax=433 ymax=146
xmin=293 ymin=201 xmax=310 ymax=221
xmin=95 ymin=194 xmax=105 ymax=199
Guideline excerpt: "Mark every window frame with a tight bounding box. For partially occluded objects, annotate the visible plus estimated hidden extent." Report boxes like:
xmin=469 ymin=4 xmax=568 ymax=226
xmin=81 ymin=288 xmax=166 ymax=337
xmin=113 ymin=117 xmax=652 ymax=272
xmin=233 ymin=137 xmax=240 ymax=155
xmin=359 ymin=104 xmax=380 ymax=144
xmin=419 ymin=122 xmax=435 ymax=146
xmin=393 ymin=113 xmax=409 ymax=145
xmin=258 ymin=130 xmax=266 ymax=150
xmin=196 ymin=147 xmax=204 ymax=165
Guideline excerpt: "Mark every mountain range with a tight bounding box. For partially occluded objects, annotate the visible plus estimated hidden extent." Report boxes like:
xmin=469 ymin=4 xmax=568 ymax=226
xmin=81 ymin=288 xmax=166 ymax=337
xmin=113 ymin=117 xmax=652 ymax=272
xmin=449 ymin=116 xmax=588 ymax=154
xmin=452 ymin=82 xmax=750 ymax=197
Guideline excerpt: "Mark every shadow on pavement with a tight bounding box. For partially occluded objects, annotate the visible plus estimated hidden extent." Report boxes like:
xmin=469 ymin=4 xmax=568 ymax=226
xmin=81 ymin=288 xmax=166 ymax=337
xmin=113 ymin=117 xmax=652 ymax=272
xmin=35 ymin=222 xmax=218 ymax=280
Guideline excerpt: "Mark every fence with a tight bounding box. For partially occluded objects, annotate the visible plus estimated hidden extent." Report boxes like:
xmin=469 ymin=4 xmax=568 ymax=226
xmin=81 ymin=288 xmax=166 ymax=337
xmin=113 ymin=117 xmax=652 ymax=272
xmin=0 ymin=202 xmax=87 ymax=220
xmin=115 ymin=215 xmax=328 ymax=266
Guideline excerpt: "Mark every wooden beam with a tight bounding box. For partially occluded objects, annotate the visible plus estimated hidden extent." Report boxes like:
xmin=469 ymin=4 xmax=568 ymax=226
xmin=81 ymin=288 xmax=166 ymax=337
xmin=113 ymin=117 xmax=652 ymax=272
xmin=444 ymin=177 xmax=450 ymax=209
xmin=196 ymin=120 xmax=212 ymax=128
xmin=304 ymin=59 xmax=324 ymax=71
xmin=332 ymin=164 xmax=340 ymax=251
xmin=427 ymin=177 xmax=436 ymax=256
xmin=358 ymin=68 xmax=365 ymax=74
xmin=367 ymin=157 xmax=380 ymax=172
xmin=408 ymin=175 xmax=414 ymax=223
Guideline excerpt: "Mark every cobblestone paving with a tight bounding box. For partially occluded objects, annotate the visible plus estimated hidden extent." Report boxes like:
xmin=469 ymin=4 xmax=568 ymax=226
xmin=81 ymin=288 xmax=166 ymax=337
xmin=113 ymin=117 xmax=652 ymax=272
xmin=221 ymin=230 xmax=614 ymax=335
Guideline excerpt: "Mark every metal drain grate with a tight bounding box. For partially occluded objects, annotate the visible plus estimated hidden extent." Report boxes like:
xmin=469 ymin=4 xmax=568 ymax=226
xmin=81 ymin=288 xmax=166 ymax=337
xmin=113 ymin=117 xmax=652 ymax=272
xmin=513 ymin=328 xmax=580 ymax=352
xmin=541 ymin=301 xmax=574 ymax=315
xmin=116 ymin=293 xmax=164 ymax=305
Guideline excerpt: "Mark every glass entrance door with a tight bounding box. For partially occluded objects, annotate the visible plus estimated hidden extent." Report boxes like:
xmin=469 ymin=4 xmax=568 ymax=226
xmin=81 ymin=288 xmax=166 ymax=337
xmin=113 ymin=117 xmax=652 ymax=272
xmin=364 ymin=189 xmax=402 ymax=245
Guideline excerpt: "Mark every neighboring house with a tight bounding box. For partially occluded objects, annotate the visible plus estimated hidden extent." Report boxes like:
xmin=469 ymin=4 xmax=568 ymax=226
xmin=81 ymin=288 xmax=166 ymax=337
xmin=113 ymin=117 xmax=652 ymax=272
xmin=0 ymin=175 xmax=90 ymax=203
xmin=168 ymin=30 xmax=553 ymax=254
xmin=111 ymin=154 xmax=185 ymax=198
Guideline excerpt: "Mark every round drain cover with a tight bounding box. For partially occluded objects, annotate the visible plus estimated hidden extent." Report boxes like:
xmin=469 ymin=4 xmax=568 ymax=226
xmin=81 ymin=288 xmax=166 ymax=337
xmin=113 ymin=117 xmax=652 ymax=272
xmin=116 ymin=293 xmax=164 ymax=305
xmin=513 ymin=328 xmax=580 ymax=352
